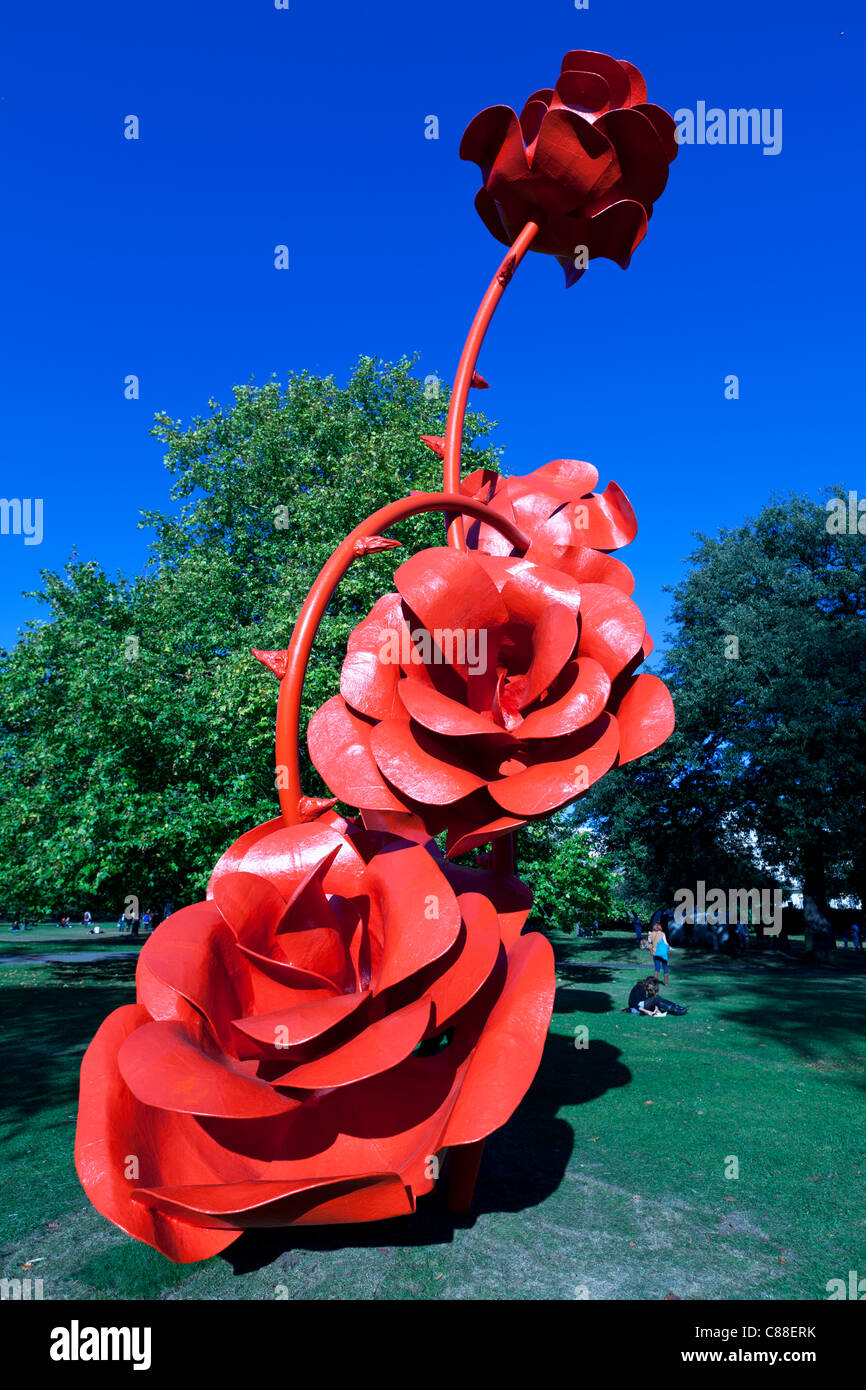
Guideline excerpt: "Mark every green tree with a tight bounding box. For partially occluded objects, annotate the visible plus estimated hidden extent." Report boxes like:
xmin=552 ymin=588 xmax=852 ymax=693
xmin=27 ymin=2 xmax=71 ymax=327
xmin=520 ymin=811 xmax=619 ymax=932
xmin=586 ymin=490 xmax=866 ymax=935
xmin=0 ymin=357 xmax=500 ymax=916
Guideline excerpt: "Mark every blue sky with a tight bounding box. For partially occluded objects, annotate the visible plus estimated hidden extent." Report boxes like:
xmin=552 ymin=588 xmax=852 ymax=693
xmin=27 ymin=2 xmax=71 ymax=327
xmin=1 ymin=0 xmax=862 ymax=654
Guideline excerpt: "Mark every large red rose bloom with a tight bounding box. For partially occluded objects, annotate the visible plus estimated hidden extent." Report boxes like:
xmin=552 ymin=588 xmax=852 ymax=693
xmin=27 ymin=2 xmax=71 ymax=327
xmin=309 ymin=526 xmax=673 ymax=855
xmin=75 ymin=816 xmax=553 ymax=1262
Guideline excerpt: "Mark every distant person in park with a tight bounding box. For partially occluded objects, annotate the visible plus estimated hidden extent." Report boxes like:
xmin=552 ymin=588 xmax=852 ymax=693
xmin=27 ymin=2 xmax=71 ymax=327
xmin=649 ymin=923 xmax=671 ymax=986
xmin=141 ymin=907 xmax=152 ymax=932
xmin=852 ymin=922 xmax=862 ymax=951
xmin=89 ymin=921 xmax=101 ymax=935
xmin=82 ymin=911 xmax=92 ymax=928
xmin=631 ymin=911 xmax=642 ymax=948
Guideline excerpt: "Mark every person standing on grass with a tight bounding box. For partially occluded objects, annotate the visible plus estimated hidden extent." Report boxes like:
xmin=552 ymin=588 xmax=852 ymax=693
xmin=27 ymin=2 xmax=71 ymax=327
xmin=651 ymin=924 xmax=671 ymax=986
xmin=647 ymin=919 xmax=661 ymax=957
xmin=631 ymin=910 xmax=643 ymax=948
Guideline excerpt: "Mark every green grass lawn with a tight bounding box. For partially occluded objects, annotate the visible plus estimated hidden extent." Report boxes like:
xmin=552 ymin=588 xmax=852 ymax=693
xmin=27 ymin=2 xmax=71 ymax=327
xmin=0 ymin=923 xmax=146 ymax=955
xmin=2 ymin=933 xmax=864 ymax=1300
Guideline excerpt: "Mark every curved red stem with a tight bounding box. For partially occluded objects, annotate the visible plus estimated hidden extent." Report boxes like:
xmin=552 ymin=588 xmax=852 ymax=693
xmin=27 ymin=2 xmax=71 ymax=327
xmin=275 ymin=492 xmax=530 ymax=826
xmin=442 ymin=221 xmax=540 ymax=550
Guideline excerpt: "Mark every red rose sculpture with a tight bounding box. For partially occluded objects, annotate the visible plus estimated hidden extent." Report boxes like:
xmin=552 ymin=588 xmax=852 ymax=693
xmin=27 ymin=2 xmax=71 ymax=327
xmin=75 ymin=816 xmax=553 ymax=1262
xmin=461 ymin=49 xmax=677 ymax=284
xmin=460 ymin=456 xmax=638 ymax=589
xmin=75 ymin=43 xmax=679 ymax=1262
xmin=308 ymin=541 xmax=673 ymax=857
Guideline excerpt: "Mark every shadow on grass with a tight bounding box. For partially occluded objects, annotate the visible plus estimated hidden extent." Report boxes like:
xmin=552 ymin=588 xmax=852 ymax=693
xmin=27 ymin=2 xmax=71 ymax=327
xmin=226 ymin=1030 xmax=631 ymax=1274
xmin=0 ymin=937 xmax=146 ymax=958
xmin=0 ymin=964 xmax=136 ymax=1121
xmin=555 ymin=987 xmax=615 ymax=1014
xmin=713 ymin=963 xmax=866 ymax=1082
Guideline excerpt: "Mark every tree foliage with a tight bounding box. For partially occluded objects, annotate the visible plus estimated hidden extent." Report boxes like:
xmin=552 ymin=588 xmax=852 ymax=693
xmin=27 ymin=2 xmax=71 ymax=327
xmin=585 ymin=490 xmax=866 ymax=915
xmin=520 ymin=811 xmax=619 ymax=932
xmin=0 ymin=358 xmax=501 ymax=917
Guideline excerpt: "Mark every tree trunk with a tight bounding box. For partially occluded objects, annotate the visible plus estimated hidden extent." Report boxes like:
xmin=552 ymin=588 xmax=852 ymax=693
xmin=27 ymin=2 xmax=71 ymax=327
xmin=801 ymin=839 xmax=834 ymax=963
xmin=802 ymin=895 xmax=834 ymax=963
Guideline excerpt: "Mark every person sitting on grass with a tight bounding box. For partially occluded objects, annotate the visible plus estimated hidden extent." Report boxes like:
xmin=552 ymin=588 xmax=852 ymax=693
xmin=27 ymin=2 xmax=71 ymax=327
xmin=627 ymin=976 xmax=664 ymax=1016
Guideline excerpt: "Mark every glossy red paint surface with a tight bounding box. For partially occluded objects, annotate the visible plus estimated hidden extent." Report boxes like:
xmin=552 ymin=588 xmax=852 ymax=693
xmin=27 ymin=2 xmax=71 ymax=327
xmin=461 ymin=50 xmax=677 ymax=285
xmin=308 ymin=509 xmax=674 ymax=848
xmin=75 ymin=821 xmax=554 ymax=1261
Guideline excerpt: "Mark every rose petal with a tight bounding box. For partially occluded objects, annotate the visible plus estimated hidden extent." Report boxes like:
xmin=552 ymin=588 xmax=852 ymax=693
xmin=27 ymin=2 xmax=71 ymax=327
xmin=530 ymin=108 xmax=617 ymax=202
xmin=207 ymin=817 xmax=284 ymax=896
xmin=442 ymin=792 xmax=526 ymax=859
xmin=460 ymin=105 xmax=528 ymax=183
xmin=369 ymin=718 xmax=488 ymax=805
xmin=118 ymin=1019 xmax=297 ymax=1118
xmin=614 ymin=672 xmax=675 ymax=765
xmin=634 ymin=103 xmax=678 ymax=162
xmin=497 ymin=557 xmax=583 ymax=623
xmin=530 ymin=457 xmax=599 ymax=494
xmin=132 ymin=1174 xmax=414 ymax=1229
xmin=594 ymin=107 xmax=671 ymax=207
xmin=559 ymin=50 xmax=632 ymax=109
xmin=618 ymin=60 xmax=649 ymax=107
xmin=365 ymin=844 xmax=463 ymax=991
xmin=552 ymin=69 xmax=611 ymax=116
xmin=519 ymin=657 xmax=611 ymax=739
xmin=308 ymin=695 xmax=406 ymax=812
xmin=237 ymin=821 xmax=368 ymax=899
xmin=519 ymin=602 xmax=579 ymax=708
xmin=488 ymin=713 xmax=620 ymax=815
xmin=582 ymin=198 xmax=649 ymax=268
xmin=340 ymin=592 xmax=405 ymax=720
xmin=567 ymin=482 xmax=637 ymax=550
xmin=211 ymin=870 xmax=293 ymax=949
xmin=274 ymin=998 xmax=433 ymax=1090
xmin=427 ymin=893 xmax=503 ymax=1028
xmin=398 ymin=679 xmax=501 ymax=738
xmin=442 ymin=932 xmax=555 ymax=1145
xmin=136 ymin=904 xmax=253 ymax=1051
xmin=395 ymin=548 xmax=509 ymax=646
xmin=577 ymin=582 xmax=646 ymax=679
xmin=231 ymin=991 xmax=370 ymax=1052
xmin=74 ymin=1004 xmax=244 ymax=1262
